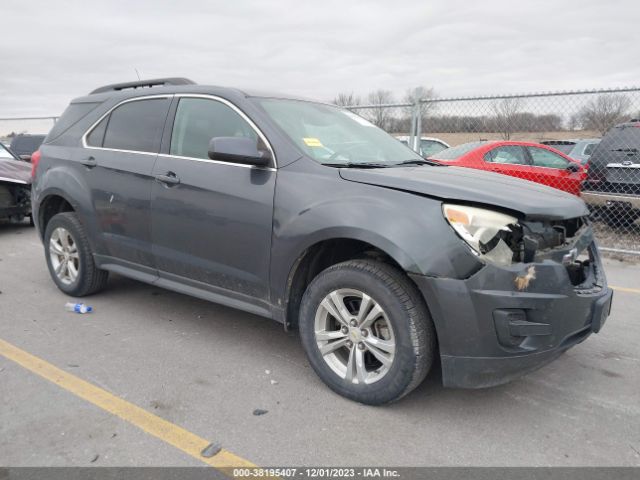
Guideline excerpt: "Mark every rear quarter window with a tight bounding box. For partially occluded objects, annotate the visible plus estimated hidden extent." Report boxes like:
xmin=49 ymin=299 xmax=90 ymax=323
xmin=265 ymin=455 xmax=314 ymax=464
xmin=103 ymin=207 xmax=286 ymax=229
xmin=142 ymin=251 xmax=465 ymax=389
xmin=47 ymin=102 xmax=101 ymax=141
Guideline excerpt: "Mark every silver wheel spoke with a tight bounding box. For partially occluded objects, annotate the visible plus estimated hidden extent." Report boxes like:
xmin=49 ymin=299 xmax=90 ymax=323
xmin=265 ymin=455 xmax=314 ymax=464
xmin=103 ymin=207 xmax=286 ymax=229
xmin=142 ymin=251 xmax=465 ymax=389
xmin=366 ymin=343 xmax=393 ymax=367
xmin=315 ymin=329 xmax=347 ymax=342
xmin=54 ymin=260 xmax=65 ymax=275
xmin=60 ymin=232 xmax=70 ymax=249
xmin=356 ymin=293 xmax=373 ymax=324
xmin=328 ymin=291 xmax=352 ymax=325
xmin=49 ymin=241 xmax=65 ymax=257
xmin=319 ymin=337 xmax=348 ymax=356
xmin=67 ymin=261 xmax=79 ymax=281
xmin=364 ymin=336 xmax=395 ymax=355
xmin=321 ymin=293 xmax=350 ymax=326
xmin=360 ymin=304 xmax=383 ymax=329
xmin=345 ymin=347 xmax=366 ymax=384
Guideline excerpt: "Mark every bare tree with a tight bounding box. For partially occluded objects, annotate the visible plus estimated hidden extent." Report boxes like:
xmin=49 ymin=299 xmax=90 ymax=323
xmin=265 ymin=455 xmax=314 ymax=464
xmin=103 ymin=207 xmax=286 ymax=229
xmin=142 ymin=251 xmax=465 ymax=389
xmin=577 ymin=94 xmax=631 ymax=135
xmin=492 ymin=97 xmax=523 ymax=140
xmin=365 ymin=89 xmax=395 ymax=131
xmin=333 ymin=92 xmax=361 ymax=108
xmin=403 ymin=86 xmax=437 ymax=126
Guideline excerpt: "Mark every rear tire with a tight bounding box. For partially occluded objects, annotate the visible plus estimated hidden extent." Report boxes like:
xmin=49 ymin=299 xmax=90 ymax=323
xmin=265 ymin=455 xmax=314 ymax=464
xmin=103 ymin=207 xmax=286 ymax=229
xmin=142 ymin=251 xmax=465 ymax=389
xmin=44 ymin=212 xmax=108 ymax=296
xmin=299 ymin=259 xmax=436 ymax=405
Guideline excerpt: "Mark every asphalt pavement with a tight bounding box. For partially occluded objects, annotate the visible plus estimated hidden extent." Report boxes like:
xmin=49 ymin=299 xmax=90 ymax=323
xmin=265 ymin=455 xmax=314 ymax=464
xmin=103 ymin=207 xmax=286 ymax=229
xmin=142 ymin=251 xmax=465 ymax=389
xmin=1 ymin=220 xmax=639 ymax=467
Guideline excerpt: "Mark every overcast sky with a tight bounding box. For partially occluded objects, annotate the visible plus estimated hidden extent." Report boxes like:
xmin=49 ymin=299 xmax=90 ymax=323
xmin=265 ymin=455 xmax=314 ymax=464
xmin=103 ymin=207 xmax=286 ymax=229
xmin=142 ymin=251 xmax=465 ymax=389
xmin=1 ymin=0 xmax=639 ymax=118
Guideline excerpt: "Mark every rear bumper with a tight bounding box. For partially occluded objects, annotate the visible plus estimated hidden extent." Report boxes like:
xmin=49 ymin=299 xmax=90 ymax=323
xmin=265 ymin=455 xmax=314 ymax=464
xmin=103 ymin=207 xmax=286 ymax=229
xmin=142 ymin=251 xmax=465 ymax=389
xmin=581 ymin=190 xmax=640 ymax=209
xmin=409 ymin=244 xmax=612 ymax=388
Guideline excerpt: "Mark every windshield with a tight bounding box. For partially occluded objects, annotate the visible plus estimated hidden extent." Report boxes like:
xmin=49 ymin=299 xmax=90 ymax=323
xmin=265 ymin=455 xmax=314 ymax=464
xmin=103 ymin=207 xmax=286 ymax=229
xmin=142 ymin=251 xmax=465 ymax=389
xmin=420 ymin=139 xmax=448 ymax=157
xmin=546 ymin=143 xmax=575 ymax=154
xmin=257 ymin=99 xmax=423 ymax=165
xmin=0 ymin=143 xmax=17 ymax=160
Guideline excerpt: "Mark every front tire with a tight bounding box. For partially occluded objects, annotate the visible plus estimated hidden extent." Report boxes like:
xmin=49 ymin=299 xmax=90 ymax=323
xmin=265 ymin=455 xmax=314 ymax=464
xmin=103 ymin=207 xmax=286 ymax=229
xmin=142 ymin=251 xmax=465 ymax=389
xmin=44 ymin=212 xmax=108 ymax=297
xmin=299 ymin=259 xmax=436 ymax=405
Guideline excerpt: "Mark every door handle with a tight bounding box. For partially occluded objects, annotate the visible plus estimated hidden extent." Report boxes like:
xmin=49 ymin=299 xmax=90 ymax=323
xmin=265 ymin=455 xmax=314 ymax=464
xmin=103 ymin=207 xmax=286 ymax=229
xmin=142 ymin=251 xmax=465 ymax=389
xmin=80 ymin=156 xmax=97 ymax=168
xmin=155 ymin=172 xmax=181 ymax=186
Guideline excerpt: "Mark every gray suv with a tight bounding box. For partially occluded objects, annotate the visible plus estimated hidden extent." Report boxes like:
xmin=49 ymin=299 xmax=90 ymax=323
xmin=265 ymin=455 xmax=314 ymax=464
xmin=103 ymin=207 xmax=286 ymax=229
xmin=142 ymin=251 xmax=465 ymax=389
xmin=32 ymin=78 xmax=612 ymax=404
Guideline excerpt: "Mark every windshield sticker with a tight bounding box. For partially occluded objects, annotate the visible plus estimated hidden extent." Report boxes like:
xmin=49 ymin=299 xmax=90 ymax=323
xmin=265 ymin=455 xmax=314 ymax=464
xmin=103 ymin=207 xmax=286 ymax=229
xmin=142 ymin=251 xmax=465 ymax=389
xmin=303 ymin=137 xmax=324 ymax=147
xmin=342 ymin=110 xmax=376 ymax=127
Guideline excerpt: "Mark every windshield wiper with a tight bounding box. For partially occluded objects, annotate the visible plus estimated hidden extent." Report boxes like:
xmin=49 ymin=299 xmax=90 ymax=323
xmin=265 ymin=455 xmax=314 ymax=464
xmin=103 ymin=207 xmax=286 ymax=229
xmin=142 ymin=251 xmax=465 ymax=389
xmin=393 ymin=159 xmax=443 ymax=166
xmin=323 ymin=162 xmax=390 ymax=169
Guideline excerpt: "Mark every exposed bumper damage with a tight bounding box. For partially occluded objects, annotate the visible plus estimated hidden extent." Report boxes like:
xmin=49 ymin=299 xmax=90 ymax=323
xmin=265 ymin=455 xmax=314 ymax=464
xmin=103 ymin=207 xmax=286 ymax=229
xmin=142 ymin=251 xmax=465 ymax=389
xmin=411 ymin=217 xmax=612 ymax=388
xmin=0 ymin=159 xmax=32 ymax=220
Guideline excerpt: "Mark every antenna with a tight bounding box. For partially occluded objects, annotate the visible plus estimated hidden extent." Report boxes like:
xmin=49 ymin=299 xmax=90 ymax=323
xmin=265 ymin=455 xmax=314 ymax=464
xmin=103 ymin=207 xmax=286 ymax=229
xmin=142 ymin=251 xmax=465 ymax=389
xmin=134 ymin=68 xmax=141 ymax=80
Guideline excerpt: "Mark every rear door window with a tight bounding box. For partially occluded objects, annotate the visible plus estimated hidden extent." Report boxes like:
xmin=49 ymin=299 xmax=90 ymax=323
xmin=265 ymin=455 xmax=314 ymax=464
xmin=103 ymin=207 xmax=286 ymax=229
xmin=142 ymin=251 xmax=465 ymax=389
xmin=101 ymin=98 xmax=171 ymax=153
xmin=484 ymin=146 xmax=528 ymax=165
xmin=527 ymin=147 xmax=570 ymax=169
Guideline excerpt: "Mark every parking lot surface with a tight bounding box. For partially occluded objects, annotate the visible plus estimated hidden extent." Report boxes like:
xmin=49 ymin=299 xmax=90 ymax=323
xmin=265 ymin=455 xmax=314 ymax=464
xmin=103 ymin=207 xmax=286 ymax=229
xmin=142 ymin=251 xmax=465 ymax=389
xmin=1 ymin=221 xmax=639 ymax=467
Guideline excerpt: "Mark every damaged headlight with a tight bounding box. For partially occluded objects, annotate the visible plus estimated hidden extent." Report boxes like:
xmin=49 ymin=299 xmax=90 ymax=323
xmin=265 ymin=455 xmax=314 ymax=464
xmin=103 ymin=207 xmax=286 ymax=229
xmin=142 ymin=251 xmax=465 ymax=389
xmin=442 ymin=204 xmax=518 ymax=266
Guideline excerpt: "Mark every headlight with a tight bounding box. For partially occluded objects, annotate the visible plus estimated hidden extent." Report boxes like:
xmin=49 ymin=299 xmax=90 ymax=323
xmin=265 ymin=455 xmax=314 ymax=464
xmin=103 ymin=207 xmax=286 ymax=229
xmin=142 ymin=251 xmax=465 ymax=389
xmin=442 ymin=204 xmax=518 ymax=266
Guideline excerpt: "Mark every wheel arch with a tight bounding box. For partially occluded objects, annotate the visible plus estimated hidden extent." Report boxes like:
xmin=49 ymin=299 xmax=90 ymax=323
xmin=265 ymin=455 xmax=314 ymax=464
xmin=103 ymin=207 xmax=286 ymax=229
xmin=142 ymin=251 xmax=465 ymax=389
xmin=278 ymin=231 xmax=420 ymax=330
xmin=37 ymin=190 xmax=77 ymax=239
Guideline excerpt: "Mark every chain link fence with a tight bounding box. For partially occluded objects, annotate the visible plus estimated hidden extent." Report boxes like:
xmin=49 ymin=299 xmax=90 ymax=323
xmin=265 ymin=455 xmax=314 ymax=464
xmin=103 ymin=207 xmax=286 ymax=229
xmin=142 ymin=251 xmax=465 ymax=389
xmin=2 ymin=89 xmax=640 ymax=255
xmin=346 ymin=87 xmax=640 ymax=256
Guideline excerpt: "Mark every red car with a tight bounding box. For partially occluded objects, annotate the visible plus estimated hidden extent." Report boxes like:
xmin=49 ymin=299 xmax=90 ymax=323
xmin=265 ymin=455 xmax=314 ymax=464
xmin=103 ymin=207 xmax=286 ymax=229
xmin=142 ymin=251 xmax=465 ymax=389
xmin=429 ymin=141 xmax=587 ymax=195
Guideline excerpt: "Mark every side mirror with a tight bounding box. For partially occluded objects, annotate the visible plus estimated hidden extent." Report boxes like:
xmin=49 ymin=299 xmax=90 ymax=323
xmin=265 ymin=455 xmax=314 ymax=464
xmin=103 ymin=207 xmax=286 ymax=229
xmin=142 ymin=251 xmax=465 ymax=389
xmin=566 ymin=163 xmax=581 ymax=173
xmin=207 ymin=137 xmax=271 ymax=167
xmin=19 ymin=154 xmax=32 ymax=162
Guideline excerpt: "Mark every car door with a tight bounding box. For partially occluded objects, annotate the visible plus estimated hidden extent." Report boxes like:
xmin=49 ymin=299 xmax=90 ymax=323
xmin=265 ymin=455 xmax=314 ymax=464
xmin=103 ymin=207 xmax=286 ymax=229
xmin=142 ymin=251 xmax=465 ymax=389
xmin=82 ymin=96 xmax=171 ymax=271
xmin=150 ymin=95 xmax=276 ymax=307
xmin=482 ymin=145 xmax=536 ymax=182
xmin=525 ymin=146 xmax=584 ymax=195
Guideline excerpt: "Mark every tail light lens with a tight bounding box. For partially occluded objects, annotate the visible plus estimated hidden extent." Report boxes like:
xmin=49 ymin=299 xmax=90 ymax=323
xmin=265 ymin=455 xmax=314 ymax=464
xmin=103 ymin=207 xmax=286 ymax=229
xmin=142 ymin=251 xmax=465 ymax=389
xmin=31 ymin=149 xmax=41 ymax=178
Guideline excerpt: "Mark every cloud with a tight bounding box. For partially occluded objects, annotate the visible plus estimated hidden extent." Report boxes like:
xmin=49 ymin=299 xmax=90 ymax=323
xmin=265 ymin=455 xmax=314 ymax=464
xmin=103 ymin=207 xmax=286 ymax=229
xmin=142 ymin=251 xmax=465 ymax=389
xmin=1 ymin=0 xmax=638 ymax=118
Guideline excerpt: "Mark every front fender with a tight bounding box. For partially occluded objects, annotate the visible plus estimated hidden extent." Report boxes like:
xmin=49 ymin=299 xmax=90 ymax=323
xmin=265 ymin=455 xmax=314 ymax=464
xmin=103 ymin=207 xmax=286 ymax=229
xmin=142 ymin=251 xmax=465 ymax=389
xmin=269 ymin=161 xmax=482 ymax=308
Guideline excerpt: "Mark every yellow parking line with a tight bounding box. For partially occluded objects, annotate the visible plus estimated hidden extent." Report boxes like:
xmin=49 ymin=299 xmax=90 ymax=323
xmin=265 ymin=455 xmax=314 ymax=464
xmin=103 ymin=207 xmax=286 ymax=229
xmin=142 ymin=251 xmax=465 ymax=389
xmin=0 ymin=337 xmax=256 ymax=471
xmin=611 ymin=285 xmax=640 ymax=295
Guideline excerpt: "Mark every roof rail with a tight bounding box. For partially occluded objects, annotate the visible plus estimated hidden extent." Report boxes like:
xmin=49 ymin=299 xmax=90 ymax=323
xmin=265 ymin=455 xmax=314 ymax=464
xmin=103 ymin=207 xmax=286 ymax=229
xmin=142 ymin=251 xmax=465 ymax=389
xmin=90 ymin=77 xmax=196 ymax=95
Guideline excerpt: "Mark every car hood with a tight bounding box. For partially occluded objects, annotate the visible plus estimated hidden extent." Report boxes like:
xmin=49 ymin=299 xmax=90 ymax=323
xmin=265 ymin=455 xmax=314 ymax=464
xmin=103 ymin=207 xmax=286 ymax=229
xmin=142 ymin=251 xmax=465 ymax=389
xmin=0 ymin=158 xmax=31 ymax=185
xmin=339 ymin=166 xmax=588 ymax=220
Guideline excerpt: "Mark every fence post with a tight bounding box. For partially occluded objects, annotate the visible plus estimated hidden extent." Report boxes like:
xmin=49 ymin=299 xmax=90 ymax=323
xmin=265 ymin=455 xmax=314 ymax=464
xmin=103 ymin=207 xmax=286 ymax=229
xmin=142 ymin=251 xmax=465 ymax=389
xmin=415 ymin=100 xmax=422 ymax=151
xmin=409 ymin=100 xmax=421 ymax=152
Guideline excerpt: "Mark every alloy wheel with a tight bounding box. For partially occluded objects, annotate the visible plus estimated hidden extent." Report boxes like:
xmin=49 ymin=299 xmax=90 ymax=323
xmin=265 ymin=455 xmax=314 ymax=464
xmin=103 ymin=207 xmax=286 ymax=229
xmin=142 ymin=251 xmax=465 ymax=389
xmin=314 ymin=288 xmax=395 ymax=384
xmin=49 ymin=227 xmax=79 ymax=285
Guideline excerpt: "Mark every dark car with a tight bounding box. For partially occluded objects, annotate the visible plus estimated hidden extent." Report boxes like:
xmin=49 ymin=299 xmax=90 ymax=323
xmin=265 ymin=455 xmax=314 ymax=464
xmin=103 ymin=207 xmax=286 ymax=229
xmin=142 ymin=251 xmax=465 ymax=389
xmin=10 ymin=133 xmax=46 ymax=161
xmin=32 ymin=78 xmax=612 ymax=405
xmin=540 ymin=139 xmax=600 ymax=165
xmin=581 ymin=120 xmax=640 ymax=227
xmin=0 ymin=142 xmax=32 ymax=222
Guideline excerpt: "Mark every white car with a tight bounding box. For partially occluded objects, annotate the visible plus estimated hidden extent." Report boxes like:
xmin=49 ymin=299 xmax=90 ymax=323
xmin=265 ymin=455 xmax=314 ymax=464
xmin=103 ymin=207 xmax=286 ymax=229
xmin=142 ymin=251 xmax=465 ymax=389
xmin=395 ymin=135 xmax=450 ymax=158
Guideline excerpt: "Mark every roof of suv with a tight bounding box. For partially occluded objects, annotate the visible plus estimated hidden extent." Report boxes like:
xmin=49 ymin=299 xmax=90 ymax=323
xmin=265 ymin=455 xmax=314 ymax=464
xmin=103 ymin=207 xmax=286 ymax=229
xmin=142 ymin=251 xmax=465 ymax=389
xmin=72 ymin=77 xmax=317 ymax=105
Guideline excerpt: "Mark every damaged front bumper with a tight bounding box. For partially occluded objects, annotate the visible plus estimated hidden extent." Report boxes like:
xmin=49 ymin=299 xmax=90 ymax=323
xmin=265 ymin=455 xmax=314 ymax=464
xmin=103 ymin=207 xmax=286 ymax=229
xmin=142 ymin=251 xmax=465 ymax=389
xmin=0 ymin=180 xmax=31 ymax=220
xmin=410 ymin=235 xmax=612 ymax=389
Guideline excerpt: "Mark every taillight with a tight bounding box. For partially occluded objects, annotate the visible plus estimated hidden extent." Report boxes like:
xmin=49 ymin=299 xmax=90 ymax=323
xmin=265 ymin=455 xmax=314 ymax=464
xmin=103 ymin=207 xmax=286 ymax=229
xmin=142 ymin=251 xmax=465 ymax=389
xmin=31 ymin=149 xmax=41 ymax=178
